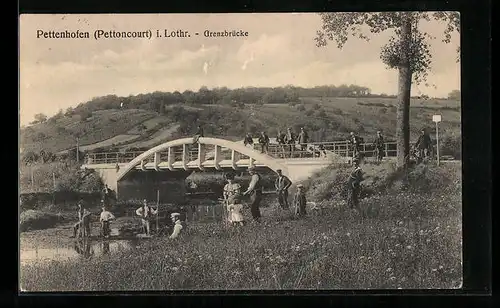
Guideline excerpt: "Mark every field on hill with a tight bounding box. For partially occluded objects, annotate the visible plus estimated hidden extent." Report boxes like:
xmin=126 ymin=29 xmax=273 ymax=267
xmin=20 ymin=96 xmax=461 ymax=155
xmin=21 ymin=109 xmax=158 ymax=153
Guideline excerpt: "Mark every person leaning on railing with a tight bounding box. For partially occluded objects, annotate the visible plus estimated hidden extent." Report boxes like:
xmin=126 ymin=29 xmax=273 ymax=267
xmin=192 ymin=125 xmax=204 ymax=144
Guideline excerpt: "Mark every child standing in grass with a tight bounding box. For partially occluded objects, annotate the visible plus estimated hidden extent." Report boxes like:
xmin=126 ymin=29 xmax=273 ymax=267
xmin=223 ymin=172 xmax=243 ymax=225
xmin=293 ymin=184 xmax=307 ymax=217
xmin=227 ymin=195 xmax=245 ymax=227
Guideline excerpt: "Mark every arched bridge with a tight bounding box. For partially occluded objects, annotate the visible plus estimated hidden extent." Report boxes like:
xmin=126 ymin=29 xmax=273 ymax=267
xmin=82 ymin=137 xmax=398 ymax=196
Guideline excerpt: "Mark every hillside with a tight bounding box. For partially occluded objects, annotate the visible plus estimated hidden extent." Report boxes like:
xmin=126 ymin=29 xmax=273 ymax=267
xmin=20 ymin=94 xmax=461 ymax=156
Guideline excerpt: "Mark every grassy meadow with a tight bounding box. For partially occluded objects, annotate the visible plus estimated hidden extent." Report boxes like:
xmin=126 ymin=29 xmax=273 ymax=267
xmin=20 ymin=162 xmax=462 ymax=291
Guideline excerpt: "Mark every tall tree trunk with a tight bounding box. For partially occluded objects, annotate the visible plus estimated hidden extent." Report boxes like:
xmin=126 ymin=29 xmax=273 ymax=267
xmin=396 ymin=15 xmax=413 ymax=169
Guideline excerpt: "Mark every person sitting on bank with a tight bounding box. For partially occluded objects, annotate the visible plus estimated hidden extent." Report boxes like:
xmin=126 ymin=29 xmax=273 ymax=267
xmin=136 ymin=199 xmax=158 ymax=236
xmin=99 ymin=206 xmax=116 ymax=238
xmin=70 ymin=200 xmax=92 ymax=238
xmin=293 ymin=184 xmax=307 ymax=217
xmin=169 ymin=213 xmax=185 ymax=239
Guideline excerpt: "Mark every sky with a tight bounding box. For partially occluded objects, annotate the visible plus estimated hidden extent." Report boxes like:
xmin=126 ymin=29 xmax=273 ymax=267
xmin=19 ymin=13 xmax=460 ymax=126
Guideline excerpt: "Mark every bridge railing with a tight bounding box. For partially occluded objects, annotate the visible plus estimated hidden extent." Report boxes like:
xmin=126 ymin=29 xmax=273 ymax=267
xmin=84 ymin=141 xmax=399 ymax=165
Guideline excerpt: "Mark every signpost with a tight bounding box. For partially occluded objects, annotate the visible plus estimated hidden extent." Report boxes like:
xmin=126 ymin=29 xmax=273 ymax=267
xmin=432 ymin=115 xmax=442 ymax=166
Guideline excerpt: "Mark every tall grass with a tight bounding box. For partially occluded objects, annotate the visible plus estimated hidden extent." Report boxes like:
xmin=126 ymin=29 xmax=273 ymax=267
xmin=20 ymin=163 xmax=462 ymax=291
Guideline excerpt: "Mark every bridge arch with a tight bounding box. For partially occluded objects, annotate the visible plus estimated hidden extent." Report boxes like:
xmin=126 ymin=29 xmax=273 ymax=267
xmin=116 ymin=137 xmax=289 ymax=182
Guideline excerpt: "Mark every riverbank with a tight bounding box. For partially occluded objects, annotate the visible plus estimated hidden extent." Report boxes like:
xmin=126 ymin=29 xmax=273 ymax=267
xmin=20 ymin=186 xmax=462 ymax=290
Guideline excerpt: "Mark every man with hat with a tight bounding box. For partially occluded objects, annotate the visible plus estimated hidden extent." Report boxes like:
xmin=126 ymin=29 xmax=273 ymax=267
xmin=348 ymin=131 xmax=363 ymax=159
xmin=414 ymin=129 xmax=432 ymax=162
xmin=275 ymin=169 xmax=292 ymax=209
xmin=169 ymin=212 xmax=185 ymax=239
xmin=298 ymin=127 xmax=309 ymax=157
xmin=373 ymin=130 xmax=385 ymax=163
xmin=136 ymin=199 xmax=158 ymax=236
xmin=285 ymin=127 xmax=296 ymax=158
xmin=347 ymin=157 xmax=364 ymax=210
xmin=70 ymin=200 xmax=92 ymax=238
xmin=243 ymin=167 xmax=263 ymax=222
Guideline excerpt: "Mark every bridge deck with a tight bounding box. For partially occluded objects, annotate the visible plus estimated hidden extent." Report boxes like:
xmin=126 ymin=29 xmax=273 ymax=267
xmin=84 ymin=140 xmax=399 ymax=165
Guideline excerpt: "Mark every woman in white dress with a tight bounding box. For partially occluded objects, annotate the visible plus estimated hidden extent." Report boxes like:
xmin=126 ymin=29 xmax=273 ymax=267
xmin=223 ymin=173 xmax=245 ymax=226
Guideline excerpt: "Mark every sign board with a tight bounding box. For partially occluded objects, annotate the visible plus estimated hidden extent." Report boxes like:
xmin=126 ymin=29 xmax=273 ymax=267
xmin=432 ymin=115 xmax=442 ymax=123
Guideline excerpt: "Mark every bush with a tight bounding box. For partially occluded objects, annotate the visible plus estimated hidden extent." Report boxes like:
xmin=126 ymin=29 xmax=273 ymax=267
xmin=20 ymin=210 xmax=66 ymax=232
xmin=440 ymin=135 xmax=461 ymax=159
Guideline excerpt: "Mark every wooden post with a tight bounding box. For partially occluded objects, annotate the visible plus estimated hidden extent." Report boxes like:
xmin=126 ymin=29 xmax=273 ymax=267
xmin=76 ymin=137 xmax=80 ymax=162
xmin=436 ymin=121 xmax=440 ymax=166
xmin=30 ymin=166 xmax=34 ymax=191
xmin=52 ymin=172 xmax=56 ymax=206
xmin=156 ymin=189 xmax=160 ymax=235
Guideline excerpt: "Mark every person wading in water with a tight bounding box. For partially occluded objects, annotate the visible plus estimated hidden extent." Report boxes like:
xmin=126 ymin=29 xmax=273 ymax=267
xmin=243 ymin=167 xmax=263 ymax=223
xmin=70 ymin=200 xmax=92 ymax=238
xmin=136 ymin=199 xmax=158 ymax=236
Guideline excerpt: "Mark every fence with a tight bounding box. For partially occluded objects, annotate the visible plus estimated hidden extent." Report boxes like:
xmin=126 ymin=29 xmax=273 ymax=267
xmin=85 ymin=141 xmax=399 ymax=165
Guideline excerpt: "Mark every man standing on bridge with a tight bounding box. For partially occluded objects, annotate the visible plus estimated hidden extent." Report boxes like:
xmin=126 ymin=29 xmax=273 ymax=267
xmin=285 ymin=128 xmax=296 ymax=158
xmin=243 ymin=167 xmax=262 ymax=222
xmin=258 ymin=131 xmax=270 ymax=154
xmin=243 ymin=133 xmax=254 ymax=148
xmin=298 ymin=127 xmax=309 ymax=157
xmin=373 ymin=130 xmax=385 ymax=163
xmin=192 ymin=125 xmax=204 ymax=144
xmin=276 ymin=129 xmax=287 ymax=158
xmin=275 ymin=169 xmax=292 ymax=209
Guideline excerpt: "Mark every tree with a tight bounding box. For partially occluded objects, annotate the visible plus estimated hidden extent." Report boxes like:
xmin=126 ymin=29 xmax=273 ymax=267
xmin=315 ymin=12 xmax=459 ymax=168
xmin=447 ymin=89 xmax=461 ymax=101
xmin=33 ymin=113 xmax=48 ymax=124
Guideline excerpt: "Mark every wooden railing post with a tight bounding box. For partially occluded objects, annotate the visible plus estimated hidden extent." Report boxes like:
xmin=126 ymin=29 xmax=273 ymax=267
xmin=214 ymin=145 xmax=222 ymax=170
xmin=198 ymin=143 xmax=206 ymax=170
xmin=167 ymin=147 xmax=174 ymax=170
xmin=182 ymin=144 xmax=189 ymax=170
